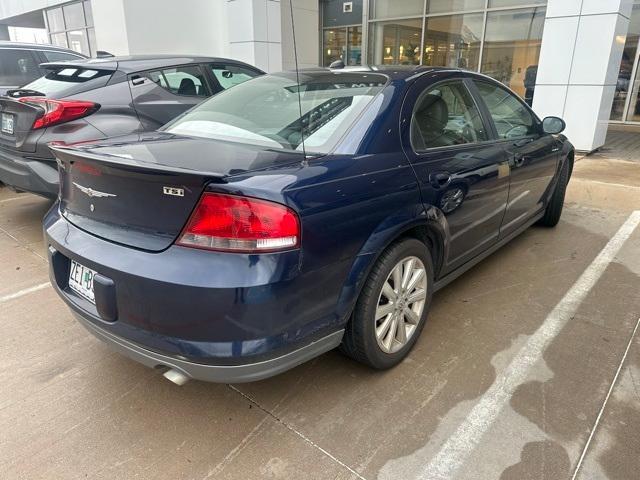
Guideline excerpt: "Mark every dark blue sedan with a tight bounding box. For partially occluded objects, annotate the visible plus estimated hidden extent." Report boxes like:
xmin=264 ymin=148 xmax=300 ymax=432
xmin=45 ymin=66 xmax=574 ymax=384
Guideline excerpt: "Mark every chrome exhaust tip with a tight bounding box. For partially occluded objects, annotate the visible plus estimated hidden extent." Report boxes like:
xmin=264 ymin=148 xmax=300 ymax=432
xmin=163 ymin=368 xmax=190 ymax=386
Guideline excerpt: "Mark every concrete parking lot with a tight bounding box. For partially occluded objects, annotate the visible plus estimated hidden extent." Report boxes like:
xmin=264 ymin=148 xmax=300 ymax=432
xmin=1 ymin=132 xmax=639 ymax=480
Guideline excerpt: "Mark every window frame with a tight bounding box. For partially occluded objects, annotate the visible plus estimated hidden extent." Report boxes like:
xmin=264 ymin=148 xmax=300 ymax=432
xmin=469 ymin=78 xmax=543 ymax=143
xmin=408 ymin=77 xmax=497 ymax=156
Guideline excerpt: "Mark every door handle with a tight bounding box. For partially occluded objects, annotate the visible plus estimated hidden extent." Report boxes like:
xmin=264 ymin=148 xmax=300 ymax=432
xmin=429 ymin=172 xmax=452 ymax=189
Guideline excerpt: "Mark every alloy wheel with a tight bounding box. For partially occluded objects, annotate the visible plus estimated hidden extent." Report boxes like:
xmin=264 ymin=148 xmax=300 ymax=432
xmin=374 ymin=256 xmax=428 ymax=354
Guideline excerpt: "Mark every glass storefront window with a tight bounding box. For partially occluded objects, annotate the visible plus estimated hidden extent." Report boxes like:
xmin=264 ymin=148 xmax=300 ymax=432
xmin=46 ymin=1 xmax=96 ymax=57
xmin=423 ymin=13 xmax=483 ymax=70
xmin=481 ymin=7 xmax=546 ymax=101
xmin=63 ymin=2 xmax=85 ymax=29
xmin=347 ymin=26 xmax=363 ymax=66
xmin=371 ymin=0 xmax=423 ymax=19
xmin=50 ymin=32 xmax=68 ymax=49
xmin=46 ymin=8 xmax=65 ymax=32
xmin=628 ymin=67 xmax=640 ymax=122
xmin=67 ymin=30 xmax=90 ymax=56
xmin=488 ymin=0 xmax=546 ymax=7
xmin=427 ymin=0 xmax=485 ymax=14
xmin=368 ymin=19 xmax=423 ymax=65
xmin=323 ymin=29 xmax=346 ymax=66
xmin=611 ymin=3 xmax=640 ymax=120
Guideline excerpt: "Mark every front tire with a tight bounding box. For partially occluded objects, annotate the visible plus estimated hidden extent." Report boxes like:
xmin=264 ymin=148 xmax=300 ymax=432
xmin=341 ymin=238 xmax=434 ymax=369
xmin=539 ymin=158 xmax=571 ymax=227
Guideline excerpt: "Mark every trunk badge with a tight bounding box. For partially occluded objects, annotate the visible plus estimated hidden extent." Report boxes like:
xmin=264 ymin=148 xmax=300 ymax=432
xmin=73 ymin=182 xmax=117 ymax=198
xmin=163 ymin=186 xmax=184 ymax=197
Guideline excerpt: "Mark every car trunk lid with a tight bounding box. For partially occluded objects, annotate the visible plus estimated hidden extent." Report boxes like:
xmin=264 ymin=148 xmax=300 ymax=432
xmin=51 ymin=133 xmax=304 ymax=251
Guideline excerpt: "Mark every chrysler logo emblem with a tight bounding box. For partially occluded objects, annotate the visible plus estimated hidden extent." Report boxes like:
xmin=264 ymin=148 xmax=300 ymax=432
xmin=73 ymin=182 xmax=117 ymax=198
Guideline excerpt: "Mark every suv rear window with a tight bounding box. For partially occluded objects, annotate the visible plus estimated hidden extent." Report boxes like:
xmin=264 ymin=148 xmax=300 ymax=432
xmin=0 ymin=49 xmax=40 ymax=87
xmin=20 ymin=67 xmax=113 ymax=97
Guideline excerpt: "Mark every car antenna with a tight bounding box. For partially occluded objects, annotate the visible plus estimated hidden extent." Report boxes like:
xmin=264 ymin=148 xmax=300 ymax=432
xmin=288 ymin=0 xmax=307 ymax=164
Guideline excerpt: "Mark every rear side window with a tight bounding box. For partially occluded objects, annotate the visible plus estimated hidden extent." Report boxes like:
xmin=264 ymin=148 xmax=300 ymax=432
xmin=208 ymin=63 xmax=261 ymax=91
xmin=475 ymin=81 xmax=538 ymax=139
xmin=145 ymin=65 xmax=210 ymax=97
xmin=42 ymin=51 xmax=83 ymax=62
xmin=411 ymin=81 xmax=488 ymax=151
xmin=20 ymin=67 xmax=112 ymax=97
xmin=0 ymin=49 xmax=40 ymax=86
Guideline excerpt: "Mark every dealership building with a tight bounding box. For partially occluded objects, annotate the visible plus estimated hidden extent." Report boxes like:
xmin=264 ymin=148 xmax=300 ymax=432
xmin=0 ymin=0 xmax=638 ymax=152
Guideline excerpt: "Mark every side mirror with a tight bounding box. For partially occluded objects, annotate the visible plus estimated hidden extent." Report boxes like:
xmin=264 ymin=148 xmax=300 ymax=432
xmin=542 ymin=116 xmax=566 ymax=135
xmin=222 ymin=70 xmax=233 ymax=78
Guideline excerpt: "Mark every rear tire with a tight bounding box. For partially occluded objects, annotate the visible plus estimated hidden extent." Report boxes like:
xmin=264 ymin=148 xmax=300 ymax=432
xmin=539 ymin=158 xmax=571 ymax=227
xmin=341 ymin=238 xmax=434 ymax=369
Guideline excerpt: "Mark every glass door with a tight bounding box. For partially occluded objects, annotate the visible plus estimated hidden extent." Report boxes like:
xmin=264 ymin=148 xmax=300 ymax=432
xmin=627 ymin=63 xmax=640 ymax=122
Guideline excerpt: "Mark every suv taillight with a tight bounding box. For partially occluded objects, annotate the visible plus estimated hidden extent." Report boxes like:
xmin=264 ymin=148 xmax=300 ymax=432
xmin=177 ymin=193 xmax=300 ymax=253
xmin=18 ymin=97 xmax=99 ymax=129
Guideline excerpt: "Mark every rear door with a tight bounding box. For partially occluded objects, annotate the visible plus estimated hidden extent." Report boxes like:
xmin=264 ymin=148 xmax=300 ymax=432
xmin=471 ymin=80 xmax=559 ymax=236
xmin=129 ymin=64 xmax=211 ymax=129
xmin=401 ymin=74 xmax=511 ymax=274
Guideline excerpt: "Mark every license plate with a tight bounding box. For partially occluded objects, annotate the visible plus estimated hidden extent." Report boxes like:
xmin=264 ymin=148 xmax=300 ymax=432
xmin=1 ymin=113 xmax=14 ymax=135
xmin=68 ymin=260 xmax=97 ymax=304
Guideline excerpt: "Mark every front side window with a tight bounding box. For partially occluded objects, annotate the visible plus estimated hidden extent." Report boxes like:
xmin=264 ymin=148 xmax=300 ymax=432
xmin=411 ymin=81 xmax=487 ymax=151
xmin=208 ymin=64 xmax=260 ymax=91
xmin=146 ymin=66 xmax=209 ymax=97
xmin=475 ymin=81 xmax=538 ymax=139
xmin=164 ymin=72 xmax=387 ymax=154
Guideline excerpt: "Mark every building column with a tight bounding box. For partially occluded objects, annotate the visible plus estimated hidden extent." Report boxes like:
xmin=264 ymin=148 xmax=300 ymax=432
xmin=533 ymin=0 xmax=633 ymax=152
xmin=228 ymin=0 xmax=283 ymax=73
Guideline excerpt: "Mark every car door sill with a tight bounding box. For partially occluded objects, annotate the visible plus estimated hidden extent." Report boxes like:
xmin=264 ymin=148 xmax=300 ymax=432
xmin=434 ymin=212 xmax=544 ymax=292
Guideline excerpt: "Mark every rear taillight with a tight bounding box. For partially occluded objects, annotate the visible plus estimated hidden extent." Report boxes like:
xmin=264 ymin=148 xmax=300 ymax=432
xmin=177 ymin=193 xmax=300 ymax=253
xmin=18 ymin=97 xmax=99 ymax=129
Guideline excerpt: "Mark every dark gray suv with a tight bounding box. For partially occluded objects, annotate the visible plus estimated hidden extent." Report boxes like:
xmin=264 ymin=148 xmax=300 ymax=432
xmin=0 ymin=55 xmax=263 ymax=198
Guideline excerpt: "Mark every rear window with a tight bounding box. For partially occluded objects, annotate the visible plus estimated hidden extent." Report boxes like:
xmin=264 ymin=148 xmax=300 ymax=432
xmin=164 ymin=72 xmax=387 ymax=154
xmin=0 ymin=49 xmax=40 ymax=87
xmin=20 ymin=67 xmax=113 ymax=97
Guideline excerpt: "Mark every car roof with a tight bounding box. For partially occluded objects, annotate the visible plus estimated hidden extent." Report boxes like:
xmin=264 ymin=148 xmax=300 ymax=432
xmin=0 ymin=41 xmax=86 ymax=55
xmin=297 ymin=65 xmax=467 ymax=81
xmin=39 ymin=54 xmax=265 ymax=73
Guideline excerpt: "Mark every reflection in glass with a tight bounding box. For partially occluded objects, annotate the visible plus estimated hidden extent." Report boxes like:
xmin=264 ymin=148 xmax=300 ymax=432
xmin=628 ymin=66 xmax=640 ymax=122
xmin=50 ymin=32 xmax=68 ymax=48
xmin=488 ymin=0 xmax=546 ymax=7
xmin=611 ymin=3 xmax=640 ymax=120
xmin=347 ymin=26 xmax=362 ymax=66
xmin=46 ymin=8 xmax=65 ymax=32
xmin=323 ymin=29 xmax=346 ymax=66
xmin=427 ymin=0 xmax=485 ymax=14
xmin=369 ymin=19 xmax=423 ymax=65
xmin=481 ymin=8 xmax=546 ymax=100
xmin=63 ymin=2 xmax=86 ymax=29
xmin=67 ymin=30 xmax=90 ymax=56
xmin=423 ymin=14 xmax=483 ymax=70
xmin=370 ymin=0 xmax=423 ymax=19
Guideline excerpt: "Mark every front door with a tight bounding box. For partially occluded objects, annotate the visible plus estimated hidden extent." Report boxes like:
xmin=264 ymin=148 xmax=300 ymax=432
xmin=402 ymin=75 xmax=510 ymax=274
xmin=472 ymin=80 xmax=559 ymax=236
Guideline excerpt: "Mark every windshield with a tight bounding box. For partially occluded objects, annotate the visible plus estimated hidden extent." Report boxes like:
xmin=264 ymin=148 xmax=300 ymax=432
xmin=21 ymin=67 xmax=113 ymax=97
xmin=164 ymin=72 xmax=387 ymax=154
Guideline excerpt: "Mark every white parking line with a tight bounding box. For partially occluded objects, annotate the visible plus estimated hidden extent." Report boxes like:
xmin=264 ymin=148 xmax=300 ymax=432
xmin=419 ymin=210 xmax=640 ymax=480
xmin=0 ymin=282 xmax=50 ymax=304
xmin=571 ymin=315 xmax=640 ymax=479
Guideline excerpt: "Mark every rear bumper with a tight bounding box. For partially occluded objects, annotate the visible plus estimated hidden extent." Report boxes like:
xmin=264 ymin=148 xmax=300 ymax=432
xmin=44 ymin=205 xmax=349 ymax=381
xmin=0 ymin=148 xmax=58 ymax=198
xmin=73 ymin=310 xmax=343 ymax=383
